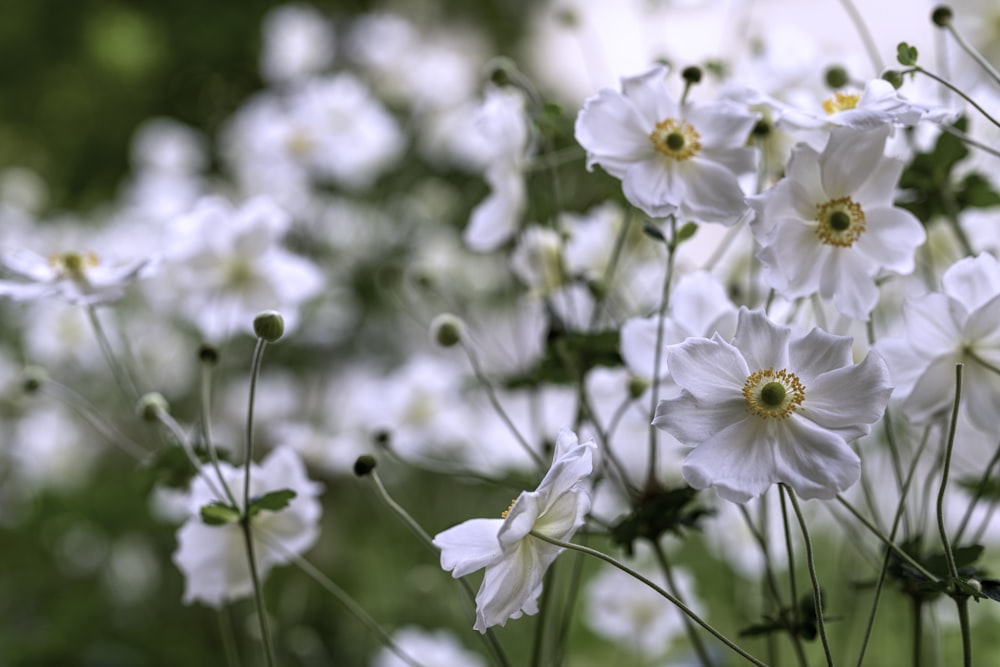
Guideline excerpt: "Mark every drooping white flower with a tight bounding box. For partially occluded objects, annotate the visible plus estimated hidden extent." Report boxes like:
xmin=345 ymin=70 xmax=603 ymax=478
xmin=654 ymin=308 xmax=892 ymax=503
xmin=750 ymin=125 xmax=925 ymax=321
xmin=877 ymin=253 xmax=1000 ymax=431
xmin=432 ymin=428 xmax=594 ymax=632
xmin=173 ymin=446 xmax=322 ymax=607
xmin=575 ymin=65 xmax=758 ymax=224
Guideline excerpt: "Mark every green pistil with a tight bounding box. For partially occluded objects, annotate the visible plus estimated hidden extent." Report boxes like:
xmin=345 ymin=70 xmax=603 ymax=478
xmin=829 ymin=210 xmax=851 ymax=231
xmin=760 ymin=381 xmax=786 ymax=406
xmin=666 ymin=132 xmax=685 ymax=151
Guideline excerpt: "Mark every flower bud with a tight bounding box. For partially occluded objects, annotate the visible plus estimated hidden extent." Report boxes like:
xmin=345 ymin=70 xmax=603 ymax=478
xmin=681 ymin=66 xmax=703 ymax=85
xmin=882 ymin=70 xmax=904 ymax=90
xmin=21 ymin=365 xmax=47 ymax=393
xmin=198 ymin=344 xmax=219 ymax=365
xmin=627 ymin=375 xmax=650 ymax=399
xmin=824 ymin=65 xmax=849 ymax=89
xmin=253 ymin=310 xmax=285 ymax=342
xmin=354 ymin=455 xmax=377 ymax=477
xmin=931 ymin=5 xmax=953 ymax=26
xmin=430 ymin=313 xmax=465 ymax=348
xmin=137 ymin=392 xmax=169 ymax=422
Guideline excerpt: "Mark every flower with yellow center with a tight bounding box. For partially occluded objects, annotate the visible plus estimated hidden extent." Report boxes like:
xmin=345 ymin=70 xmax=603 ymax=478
xmin=774 ymin=78 xmax=951 ymax=130
xmin=653 ymin=308 xmax=892 ymax=503
xmin=575 ymin=64 xmax=758 ymax=223
xmin=0 ymin=246 xmax=152 ymax=305
xmin=821 ymin=91 xmax=861 ymax=115
xmin=749 ymin=125 xmax=925 ymax=321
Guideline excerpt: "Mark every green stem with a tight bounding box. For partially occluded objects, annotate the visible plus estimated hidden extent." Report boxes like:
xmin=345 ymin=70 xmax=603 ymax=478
xmin=217 ymin=606 xmax=240 ymax=667
xmin=651 ymin=540 xmax=713 ymax=667
xmin=779 ymin=489 xmax=809 ymax=667
xmin=86 ymin=305 xmax=140 ymax=402
xmin=936 ymin=364 xmax=963 ymax=582
xmin=646 ymin=215 xmax=678 ymax=488
xmin=530 ymin=568 xmax=555 ymax=667
xmin=243 ymin=338 xmax=267 ymax=506
xmin=201 ymin=355 xmax=238 ymax=509
xmin=240 ymin=518 xmax=277 ymax=667
xmin=835 ymin=495 xmax=940 ymax=582
xmin=943 ymin=21 xmax=1000 ymax=87
xmin=528 ymin=531 xmax=769 ymax=667
xmin=956 ymin=594 xmax=972 ymax=667
xmin=905 ymin=67 xmax=1000 ymax=131
xmin=912 ymin=598 xmax=923 ymax=667
xmin=589 ymin=208 xmax=633 ymax=329
xmin=784 ymin=487 xmax=834 ymax=667
xmin=836 ymin=0 xmax=884 ymax=74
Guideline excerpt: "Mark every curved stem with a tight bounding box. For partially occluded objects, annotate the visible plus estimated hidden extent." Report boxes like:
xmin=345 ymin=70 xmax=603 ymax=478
xmin=85 ymin=305 xmax=140 ymax=402
xmin=201 ymin=356 xmax=238 ymax=509
xmin=836 ymin=0 xmax=884 ymax=74
xmin=646 ymin=216 xmax=678 ymax=488
xmin=783 ymin=487 xmax=834 ymax=667
xmin=529 ymin=531 xmax=769 ymax=667
xmin=651 ymin=541 xmax=713 ymax=667
xmin=835 ymin=496 xmax=940 ymax=582
xmin=943 ymin=22 xmax=1000 ymax=87
xmin=936 ymin=364 xmax=963 ymax=582
xmin=906 ymin=67 xmax=1000 ymax=131
xmin=779 ymin=489 xmax=809 ymax=667
xmin=240 ymin=518 xmax=277 ymax=667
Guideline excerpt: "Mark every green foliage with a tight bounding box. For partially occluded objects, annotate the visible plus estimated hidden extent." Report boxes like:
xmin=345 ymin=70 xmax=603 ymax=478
xmin=897 ymin=117 xmax=1000 ymax=223
xmin=199 ymin=502 xmax=241 ymax=526
xmin=896 ymin=42 xmax=919 ymax=66
xmin=609 ymin=485 xmax=712 ymax=557
xmin=247 ymin=488 xmax=297 ymax=517
xmin=506 ymin=328 xmax=622 ymax=387
xmin=740 ymin=591 xmax=830 ymax=642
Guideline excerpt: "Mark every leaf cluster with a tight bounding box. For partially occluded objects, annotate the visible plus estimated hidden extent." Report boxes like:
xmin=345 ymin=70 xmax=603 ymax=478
xmin=609 ymin=485 xmax=712 ymax=557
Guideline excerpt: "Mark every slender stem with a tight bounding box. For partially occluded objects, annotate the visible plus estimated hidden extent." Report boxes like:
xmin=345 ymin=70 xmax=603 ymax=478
xmin=936 ymin=364 xmax=963 ymax=582
xmin=912 ymin=598 xmax=923 ymax=667
xmin=239 ymin=518 xmax=277 ymax=667
xmin=836 ymin=0 xmax=884 ymax=74
xmin=936 ymin=122 xmax=1000 ymax=161
xmin=646 ymin=216 xmax=677 ymax=488
xmin=779 ymin=489 xmax=809 ymax=667
xmin=835 ymin=496 xmax=940 ymax=582
xmin=853 ymin=425 xmax=932 ymax=667
xmin=153 ymin=408 xmax=228 ymax=501
xmin=366 ymin=470 xmax=512 ymax=667
xmin=943 ymin=22 xmax=1000 ymax=87
xmin=217 ymin=607 xmax=240 ymax=667
xmin=589 ymin=208 xmax=633 ymax=328
xmin=201 ymin=356 xmax=238 ymax=509
xmin=244 ymin=338 xmax=267 ymax=507
xmin=530 ymin=568 xmax=555 ymax=667
xmin=956 ymin=595 xmax=972 ymax=667
xmin=906 ymin=67 xmax=1000 ymax=131
xmin=85 ymin=305 xmax=140 ymax=402
xmin=528 ymin=531 xmax=769 ymax=667
xmin=462 ymin=341 xmax=544 ymax=468
xmin=40 ymin=380 xmax=147 ymax=459
xmin=651 ymin=541 xmax=713 ymax=667
xmin=783 ymin=488 xmax=834 ymax=667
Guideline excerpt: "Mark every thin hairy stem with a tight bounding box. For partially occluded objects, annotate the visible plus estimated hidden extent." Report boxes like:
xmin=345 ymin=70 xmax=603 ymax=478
xmin=784 ymin=487 xmax=834 ymax=667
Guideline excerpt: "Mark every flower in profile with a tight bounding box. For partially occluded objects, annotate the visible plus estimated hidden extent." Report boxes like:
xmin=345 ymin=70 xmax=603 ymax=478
xmin=653 ymin=308 xmax=892 ymax=503
xmin=575 ymin=64 xmax=757 ymax=224
xmin=0 ymin=247 xmax=153 ymax=305
xmin=750 ymin=125 xmax=925 ymax=321
xmin=432 ymin=428 xmax=594 ymax=631
xmin=172 ymin=447 xmax=322 ymax=607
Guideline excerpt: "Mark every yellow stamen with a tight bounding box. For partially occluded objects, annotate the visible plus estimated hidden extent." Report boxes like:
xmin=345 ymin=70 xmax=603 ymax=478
xmin=649 ymin=118 xmax=701 ymax=161
xmin=500 ymin=498 xmax=517 ymax=519
xmin=822 ymin=92 xmax=861 ymax=114
xmin=743 ymin=367 xmax=805 ymax=419
xmin=815 ymin=197 xmax=866 ymax=247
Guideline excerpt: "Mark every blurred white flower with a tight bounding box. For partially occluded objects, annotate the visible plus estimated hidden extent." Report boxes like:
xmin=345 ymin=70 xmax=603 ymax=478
xmin=750 ymin=125 xmax=925 ymax=321
xmin=0 ymin=247 xmax=153 ymax=305
xmin=260 ymin=4 xmax=335 ymax=84
xmin=654 ymin=308 xmax=891 ymax=503
xmin=575 ymin=64 xmax=757 ymax=223
xmin=173 ymin=446 xmax=322 ymax=607
xmin=370 ymin=626 xmax=487 ymax=667
xmin=878 ymin=253 xmax=1000 ymax=431
xmin=433 ymin=428 xmax=594 ymax=631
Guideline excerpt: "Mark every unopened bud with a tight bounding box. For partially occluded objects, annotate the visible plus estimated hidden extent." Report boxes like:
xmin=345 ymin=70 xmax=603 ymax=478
xmin=931 ymin=5 xmax=953 ymax=26
xmin=354 ymin=455 xmax=377 ymax=477
xmin=137 ymin=392 xmax=169 ymax=422
xmin=968 ymin=578 xmax=982 ymax=594
xmin=681 ymin=66 xmax=703 ymax=85
xmin=253 ymin=310 xmax=284 ymax=342
xmin=198 ymin=344 xmax=219 ymax=365
xmin=21 ymin=366 xmax=47 ymax=393
xmin=430 ymin=313 xmax=465 ymax=348
xmin=627 ymin=375 xmax=650 ymax=399
xmin=882 ymin=70 xmax=904 ymax=90
xmin=824 ymin=65 xmax=849 ymax=89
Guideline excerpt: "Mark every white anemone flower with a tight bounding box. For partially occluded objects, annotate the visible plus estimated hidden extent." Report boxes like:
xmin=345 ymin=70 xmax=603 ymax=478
xmin=575 ymin=64 xmax=758 ymax=224
xmin=877 ymin=253 xmax=1000 ymax=431
xmin=173 ymin=446 xmax=322 ymax=607
xmin=432 ymin=428 xmax=594 ymax=632
xmin=750 ymin=125 xmax=925 ymax=321
xmin=654 ymin=308 xmax=892 ymax=503
xmin=0 ymin=247 xmax=152 ymax=304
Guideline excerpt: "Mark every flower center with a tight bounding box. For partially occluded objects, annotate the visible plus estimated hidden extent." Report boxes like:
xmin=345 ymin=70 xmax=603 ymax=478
xmin=743 ymin=368 xmax=805 ymax=419
xmin=500 ymin=498 xmax=517 ymax=519
xmin=822 ymin=92 xmax=861 ymax=114
xmin=50 ymin=251 xmax=99 ymax=281
xmin=815 ymin=197 xmax=866 ymax=247
xmin=649 ymin=118 xmax=701 ymax=160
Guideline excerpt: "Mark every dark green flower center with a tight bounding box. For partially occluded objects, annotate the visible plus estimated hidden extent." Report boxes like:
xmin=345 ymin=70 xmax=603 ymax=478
xmin=665 ymin=132 xmax=686 ymax=151
xmin=760 ymin=381 xmax=787 ymax=406
xmin=829 ymin=210 xmax=851 ymax=231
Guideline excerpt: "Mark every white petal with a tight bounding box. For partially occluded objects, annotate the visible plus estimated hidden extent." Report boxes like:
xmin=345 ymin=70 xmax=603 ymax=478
xmin=654 ymin=391 xmax=748 ymax=446
xmin=903 ymin=353 xmax=962 ymax=422
xmin=732 ymin=308 xmax=790 ymax=371
xmin=819 ymin=125 xmax=891 ymax=198
xmin=575 ymin=90 xmax=656 ymax=178
xmin=464 ymin=167 xmax=525 ymax=252
xmin=822 ymin=250 xmax=879 ymax=321
xmin=664 ymin=333 xmax=748 ymax=400
xmin=901 ymin=293 xmax=963 ymax=357
xmin=675 ymin=156 xmax=751 ymax=226
xmin=620 ymin=315 xmax=691 ymax=379
xmin=942 ymin=253 xmax=1000 ymax=313
xmin=681 ymin=417 xmax=776 ymax=503
xmin=788 ymin=326 xmax=854 ymax=384
xmin=802 ymin=352 xmax=892 ymax=441
xmin=772 ymin=417 xmax=861 ymax=499
xmin=854 ymin=206 xmax=925 ymax=274
xmin=433 ymin=518 xmax=505 ymax=578
xmin=622 ymin=158 xmax=683 ymax=219
xmin=473 ymin=542 xmax=548 ymax=632
xmin=620 ymin=65 xmax=676 ymax=125
xmin=962 ymin=361 xmax=1000 ymax=432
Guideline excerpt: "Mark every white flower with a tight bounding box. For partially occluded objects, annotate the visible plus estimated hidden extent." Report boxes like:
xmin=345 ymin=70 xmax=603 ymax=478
xmin=260 ymin=4 xmax=335 ymax=84
xmin=370 ymin=627 xmax=487 ymax=667
xmin=173 ymin=447 xmax=322 ymax=608
xmin=432 ymin=428 xmax=595 ymax=632
xmin=877 ymin=253 xmax=1000 ymax=431
xmin=0 ymin=247 xmax=152 ymax=305
xmin=575 ymin=65 xmax=757 ymax=224
xmin=653 ymin=308 xmax=892 ymax=503
xmin=750 ymin=125 xmax=925 ymax=321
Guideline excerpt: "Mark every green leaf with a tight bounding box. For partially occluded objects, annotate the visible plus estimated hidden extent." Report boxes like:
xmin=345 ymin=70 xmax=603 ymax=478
xmin=610 ymin=485 xmax=712 ymax=556
xmin=247 ymin=488 xmax=297 ymax=518
xmin=504 ymin=329 xmax=622 ymax=387
xmin=896 ymin=42 xmax=918 ymax=66
xmin=980 ymin=578 xmax=1000 ymax=602
xmin=200 ymin=502 xmax=241 ymax=526
xmin=675 ymin=221 xmax=698 ymax=244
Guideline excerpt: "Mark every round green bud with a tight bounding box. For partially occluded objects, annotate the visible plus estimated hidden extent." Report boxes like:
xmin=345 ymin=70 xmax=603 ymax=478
xmin=931 ymin=5 xmax=953 ymax=26
xmin=372 ymin=429 xmax=391 ymax=448
xmin=882 ymin=70 xmax=904 ymax=90
xmin=681 ymin=66 xmax=703 ymax=84
xmin=430 ymin=313 xmax=465 ymax=348
xmin=253 ymin=310 xmax=285 ymax=342
xmin=21 ymin=365 xmax=47 ymax=393
xmin=824 ymin=65 xmax=849 ymax=89
xmin=198 ymin=344 xmax=219 ymax=365
xmin=751 ymin=119 xmax=772 ymax=137
xmin=137 ymin=392 xmax=169 ymax=422
xmin=627 ymin=375 xmax=650 ymax=399
xmin=354 ymin=455 xmax=377 ymax=477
